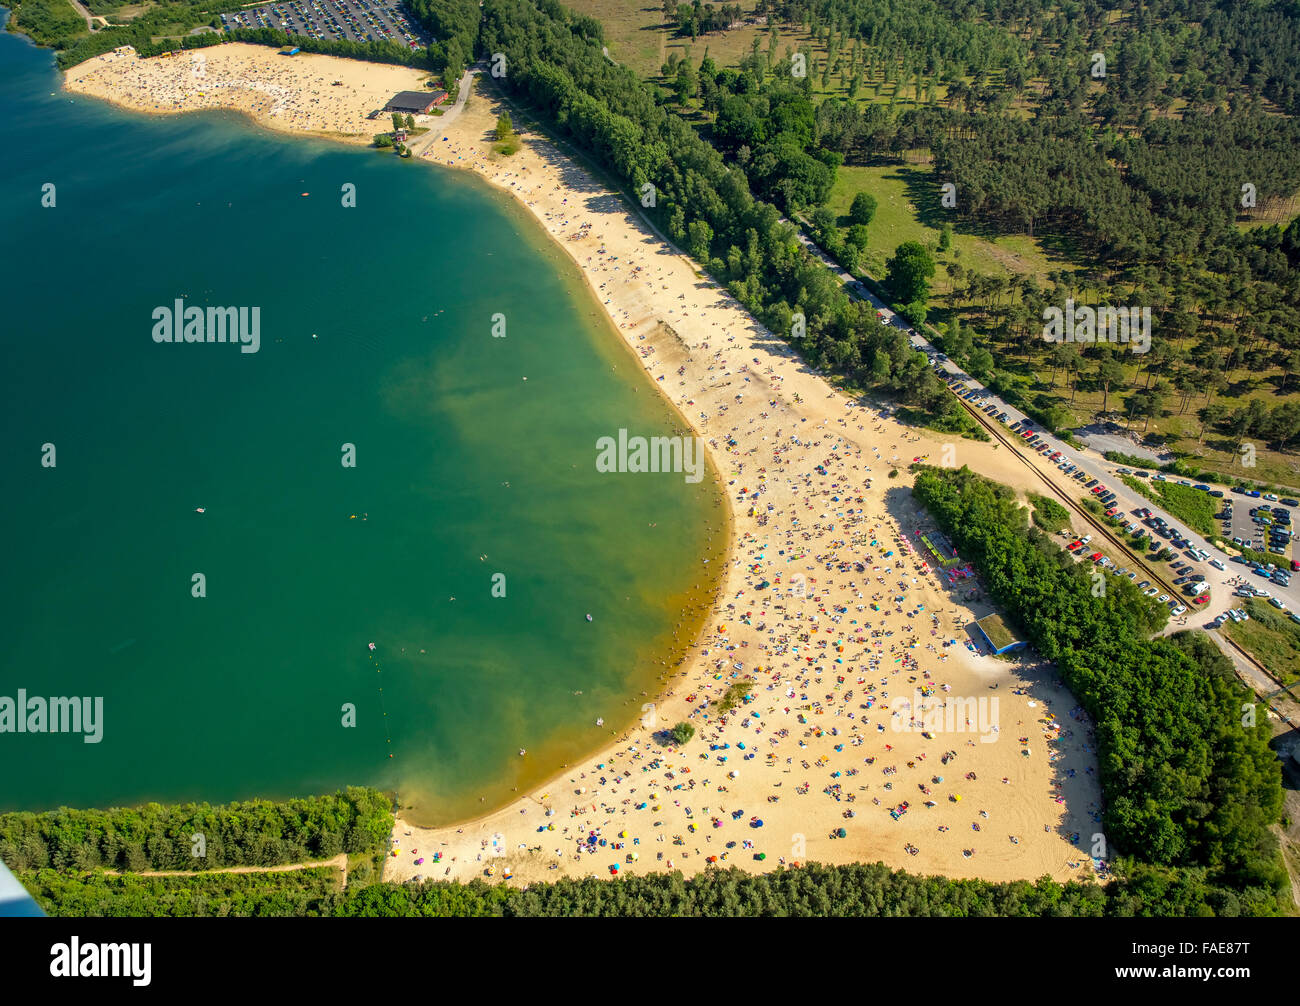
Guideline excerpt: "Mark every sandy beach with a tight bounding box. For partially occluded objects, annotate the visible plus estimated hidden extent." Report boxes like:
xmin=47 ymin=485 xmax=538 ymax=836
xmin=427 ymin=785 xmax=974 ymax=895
xmin=64 ymin=44 xmax=434 ymax=142
xmin=64 ymin=50 xmax=1105 ymax=886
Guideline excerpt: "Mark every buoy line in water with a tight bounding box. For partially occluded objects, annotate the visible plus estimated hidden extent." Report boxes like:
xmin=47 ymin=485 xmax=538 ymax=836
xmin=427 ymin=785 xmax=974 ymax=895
xmin=369 ymin=650 xmax=395 ymax=759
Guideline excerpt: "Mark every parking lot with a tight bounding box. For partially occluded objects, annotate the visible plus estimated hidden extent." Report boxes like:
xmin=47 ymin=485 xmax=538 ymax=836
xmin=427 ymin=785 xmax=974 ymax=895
xmin=1223 ymin=489 xmax=1296 ymax=562
xmin=221 ymin=0 xmax=429 ymax=49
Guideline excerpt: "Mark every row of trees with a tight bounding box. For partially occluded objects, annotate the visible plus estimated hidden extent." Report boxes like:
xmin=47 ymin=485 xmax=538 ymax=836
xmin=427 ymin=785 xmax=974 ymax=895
xmin=20 ymin=857 xmax=1283 ymax=917
xmin=21 ymin=866 xmax=342 ymax=917
xmin=911 ymin=466 xmax=1286 ymax=910
xmin=0 ymin=787 xmax=392 ymax=873
xmin=663 ymin=0 xmax=744 ymax=40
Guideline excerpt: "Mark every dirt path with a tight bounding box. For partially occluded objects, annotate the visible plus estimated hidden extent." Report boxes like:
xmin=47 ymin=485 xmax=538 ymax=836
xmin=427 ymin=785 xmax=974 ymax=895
xmin=131 ymin=852 xmax=349 ymax=883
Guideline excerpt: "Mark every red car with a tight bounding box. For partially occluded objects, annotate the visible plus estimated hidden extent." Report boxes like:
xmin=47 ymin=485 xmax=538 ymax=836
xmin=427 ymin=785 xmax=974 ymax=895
xmin=1193 ymin=595 xmax=1209 ymax=604
xmin=1089 ymin=552 xmax=1103 ymax=562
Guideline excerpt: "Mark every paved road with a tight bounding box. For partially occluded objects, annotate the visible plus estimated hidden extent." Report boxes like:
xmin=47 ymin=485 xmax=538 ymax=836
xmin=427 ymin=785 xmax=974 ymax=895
xmin=790 ymin=225 xmax=1300 ymax=636
xmin=69 ymin=0 xmax=106 ymax=30
xmin=407 ymin=68 xmax=474 ymax=158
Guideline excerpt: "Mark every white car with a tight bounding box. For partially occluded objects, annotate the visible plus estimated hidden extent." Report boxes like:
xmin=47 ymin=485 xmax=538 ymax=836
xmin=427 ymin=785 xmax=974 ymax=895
xmin=1171 ymin=605 xmax=1187 ymax=616
xmin=1209 ymin=559 xmax=1226 ymax=571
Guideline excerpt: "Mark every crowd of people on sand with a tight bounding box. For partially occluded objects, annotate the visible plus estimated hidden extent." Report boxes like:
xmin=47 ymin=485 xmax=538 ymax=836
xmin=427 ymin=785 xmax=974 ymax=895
xmin=57 ymin=47 xmax=1111 ymax=884
xmin=65 ymin=46 xmax=426 ymax=137
xmin=386 ymin=110 xmax=1107 ymax=888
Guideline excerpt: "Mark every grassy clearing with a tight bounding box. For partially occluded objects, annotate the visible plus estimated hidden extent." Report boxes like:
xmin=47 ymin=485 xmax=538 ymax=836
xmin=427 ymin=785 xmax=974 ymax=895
xmin=825 ymin=164 xmax=1069 ymax=287
xmin=1120 ymin=475 xmax=1218 ymax=538
xmin=1223 ymin=599 xmax=1300 ymax=685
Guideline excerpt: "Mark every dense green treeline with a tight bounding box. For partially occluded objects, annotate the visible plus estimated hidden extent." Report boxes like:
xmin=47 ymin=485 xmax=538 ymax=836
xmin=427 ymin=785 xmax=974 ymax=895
xmin=478 ymin=0 xmax=971 ymax=432
xmin=910 ymin=465 xmax=1286 ymax=912
xmin=21 ymin=858 xmax=1283 ymax=916
xmin=930 ymin=111 xmax=1300 ymax=260
xmin=409 ymin=0 xmax=479 ymax=76
xmin=21 ymin=866 xmax=343 ymax=917
xmin=0 ymin=787 xmax=392 ymax=873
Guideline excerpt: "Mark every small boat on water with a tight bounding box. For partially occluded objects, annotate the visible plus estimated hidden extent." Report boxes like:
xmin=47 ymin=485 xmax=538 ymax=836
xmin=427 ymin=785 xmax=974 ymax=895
xmin=195 ymin=507 xmax=205 ymax=513
xmin=585 ymin=613 xmax=593 ymax=622
xmin=368 ymin=642 xmax=376 ymax=652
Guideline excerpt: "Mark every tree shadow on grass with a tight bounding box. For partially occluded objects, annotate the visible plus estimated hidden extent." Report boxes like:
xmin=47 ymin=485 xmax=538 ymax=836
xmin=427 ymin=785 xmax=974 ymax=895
xmin=890 ymin=164 xmax=1096 ymax=268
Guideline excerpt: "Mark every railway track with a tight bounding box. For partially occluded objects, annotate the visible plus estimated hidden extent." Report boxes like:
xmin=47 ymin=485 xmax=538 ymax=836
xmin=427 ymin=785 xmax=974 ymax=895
xmin=951 ymin=390 xmax=1185 ymax=598
xmin=947 ymin=386 xmax=1300 ymax=724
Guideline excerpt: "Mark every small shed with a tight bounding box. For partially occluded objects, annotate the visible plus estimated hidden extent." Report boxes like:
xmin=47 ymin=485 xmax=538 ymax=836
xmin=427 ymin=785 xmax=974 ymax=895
xmin=974 ymin=614 xmax=1026 ymax=655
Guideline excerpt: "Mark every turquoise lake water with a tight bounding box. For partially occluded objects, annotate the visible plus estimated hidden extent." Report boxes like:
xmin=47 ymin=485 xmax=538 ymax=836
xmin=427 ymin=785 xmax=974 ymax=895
xmin=0 ymin=26 xmax=722 ymax=821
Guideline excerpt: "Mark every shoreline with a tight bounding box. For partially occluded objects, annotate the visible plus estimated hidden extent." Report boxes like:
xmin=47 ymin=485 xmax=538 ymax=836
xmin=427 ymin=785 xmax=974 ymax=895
xmin=63 ymin=47 xmax=1105 ymax=887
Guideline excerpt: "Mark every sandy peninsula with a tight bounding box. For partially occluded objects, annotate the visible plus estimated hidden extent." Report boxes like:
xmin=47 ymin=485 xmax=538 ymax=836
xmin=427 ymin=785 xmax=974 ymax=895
xmin=64 ymin=43 xmax=433 ymax=142
xmin=64 ymin=49 xmax=1106 ymax=887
